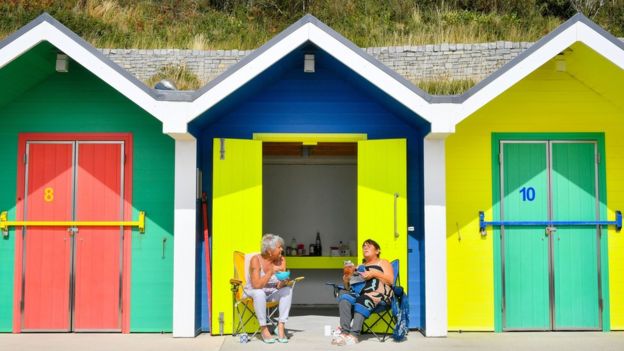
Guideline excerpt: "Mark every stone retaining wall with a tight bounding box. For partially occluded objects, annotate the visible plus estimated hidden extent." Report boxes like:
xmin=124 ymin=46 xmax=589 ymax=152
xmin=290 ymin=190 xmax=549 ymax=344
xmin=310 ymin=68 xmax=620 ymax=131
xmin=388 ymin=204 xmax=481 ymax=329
xmin=98 ymin=41 xmax=536 ymax=85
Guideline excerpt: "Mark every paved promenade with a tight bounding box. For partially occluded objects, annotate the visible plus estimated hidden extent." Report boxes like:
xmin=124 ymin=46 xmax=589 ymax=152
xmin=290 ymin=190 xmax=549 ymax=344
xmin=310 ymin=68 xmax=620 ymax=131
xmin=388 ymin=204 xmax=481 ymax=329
xmin=3 ymin=310 xmax=623 ymax=351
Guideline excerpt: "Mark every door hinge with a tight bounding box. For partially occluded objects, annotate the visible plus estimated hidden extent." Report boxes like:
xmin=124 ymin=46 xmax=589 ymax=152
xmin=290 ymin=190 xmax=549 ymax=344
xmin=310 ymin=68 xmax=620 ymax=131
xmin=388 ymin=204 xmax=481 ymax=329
xmin=23 ymin=153 xmax=27 ymax=165
xmin=599 ymin=298 xmax=603 ymax=310
xmin=219 ymin=138 xmax=226 ymax=160
xmin=498 ymin=152 xmax=502 ymax=164
xmin=596 ymin=152 xmax=600 ymax=164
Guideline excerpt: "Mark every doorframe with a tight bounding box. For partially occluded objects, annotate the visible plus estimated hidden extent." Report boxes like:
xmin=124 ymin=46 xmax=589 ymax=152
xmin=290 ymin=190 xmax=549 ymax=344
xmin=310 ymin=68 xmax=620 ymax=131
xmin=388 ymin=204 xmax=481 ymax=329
xmin=13 ymin=133 xmax=133 ymax=333
xmin=252 ymin=133 xmax=367 ymax=144
xmin=491 ymin=132 xmax=609 ymax=332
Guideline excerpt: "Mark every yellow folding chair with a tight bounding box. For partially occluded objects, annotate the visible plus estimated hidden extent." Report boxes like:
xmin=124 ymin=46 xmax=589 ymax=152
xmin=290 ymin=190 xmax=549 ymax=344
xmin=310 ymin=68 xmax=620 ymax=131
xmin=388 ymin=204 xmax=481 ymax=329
xmin=229 ymin=251 xmax=303 ymax=340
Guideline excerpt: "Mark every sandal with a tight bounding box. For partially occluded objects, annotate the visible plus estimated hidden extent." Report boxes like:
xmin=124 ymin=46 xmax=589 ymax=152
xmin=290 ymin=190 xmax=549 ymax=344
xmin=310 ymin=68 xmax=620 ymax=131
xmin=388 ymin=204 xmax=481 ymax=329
xmin=331 ymin=334 xmax=345 ymax=345
xmin=261 ymin=336 xmax=276 ymax=344
xmin=336 ymin=334 xmax=358 ymax=346
xmin=274 ymin=330 xmax=288 ymax=343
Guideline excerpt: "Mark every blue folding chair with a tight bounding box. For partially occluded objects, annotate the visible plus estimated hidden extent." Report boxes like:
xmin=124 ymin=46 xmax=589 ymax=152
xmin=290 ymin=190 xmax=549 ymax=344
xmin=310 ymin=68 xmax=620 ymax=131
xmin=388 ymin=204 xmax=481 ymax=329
xmin=362 ymin=259 xmax=402 ymax=341
xmin=327 ymin=259 xmax=405 ymax=342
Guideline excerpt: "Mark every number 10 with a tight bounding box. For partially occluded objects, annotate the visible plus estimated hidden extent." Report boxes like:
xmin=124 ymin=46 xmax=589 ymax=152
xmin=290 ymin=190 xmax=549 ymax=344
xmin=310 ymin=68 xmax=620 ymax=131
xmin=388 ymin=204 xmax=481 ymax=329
xmin=519 ymin=187 xmax=535 ymax=201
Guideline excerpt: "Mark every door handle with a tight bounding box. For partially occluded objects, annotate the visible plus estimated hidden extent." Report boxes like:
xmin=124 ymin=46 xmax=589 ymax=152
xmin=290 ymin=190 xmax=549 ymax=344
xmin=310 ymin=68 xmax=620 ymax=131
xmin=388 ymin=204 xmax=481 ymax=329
xmin=394 ymin=193 xmax=399 ymax=238
xmin=67 ymin=226 xmax=78 ymax=236
xmin=545 ymin=226 xmax=557 ymax=235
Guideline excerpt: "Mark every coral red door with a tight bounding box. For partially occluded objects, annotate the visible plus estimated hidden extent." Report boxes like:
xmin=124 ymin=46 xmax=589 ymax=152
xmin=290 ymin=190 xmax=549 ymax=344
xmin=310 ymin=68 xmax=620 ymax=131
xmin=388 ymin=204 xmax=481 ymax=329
xmin=21 ymin=142 xmax=74 ymax=331
xmin=19 ymin=137 xmax=128 ymax=332
xmin=73 ymin=142 xmax=123 ymax=331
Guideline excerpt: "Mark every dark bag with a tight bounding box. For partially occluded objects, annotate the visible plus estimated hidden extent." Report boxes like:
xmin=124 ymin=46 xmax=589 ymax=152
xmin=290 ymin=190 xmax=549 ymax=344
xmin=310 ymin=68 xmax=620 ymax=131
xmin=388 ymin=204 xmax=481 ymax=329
xmin=391 ymin=286 xmax=409 ymax=342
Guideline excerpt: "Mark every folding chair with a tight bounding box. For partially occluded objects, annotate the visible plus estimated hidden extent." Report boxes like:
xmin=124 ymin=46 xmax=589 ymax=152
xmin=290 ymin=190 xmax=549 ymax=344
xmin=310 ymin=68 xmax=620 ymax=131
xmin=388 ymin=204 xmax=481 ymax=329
xmin=326 ymin=259 xmax=403 ymax=342
xmin=229 ymin=251 xmax=303 ymax=340
xmin=362 ymin=259 xmax=402 ymax=342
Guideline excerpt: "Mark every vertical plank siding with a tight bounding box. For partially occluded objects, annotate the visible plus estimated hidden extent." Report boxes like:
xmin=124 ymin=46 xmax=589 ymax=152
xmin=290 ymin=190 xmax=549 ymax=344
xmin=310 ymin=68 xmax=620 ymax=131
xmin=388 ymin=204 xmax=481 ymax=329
xmin=446 ymin=50 xmax=624 ymax=331
xmin=0 ymin=63 xmax=174 ymax=332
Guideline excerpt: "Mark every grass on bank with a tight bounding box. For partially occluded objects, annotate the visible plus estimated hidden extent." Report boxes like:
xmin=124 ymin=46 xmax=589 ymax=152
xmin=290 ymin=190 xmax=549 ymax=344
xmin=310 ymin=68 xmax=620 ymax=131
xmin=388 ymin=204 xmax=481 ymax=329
xmin=1 ymin=1 xmax=623 ymax=50
xmin=416 ymin=78 xmax=476 ymax=96
xmin=146 ymin=64 xmax=202 ymax=91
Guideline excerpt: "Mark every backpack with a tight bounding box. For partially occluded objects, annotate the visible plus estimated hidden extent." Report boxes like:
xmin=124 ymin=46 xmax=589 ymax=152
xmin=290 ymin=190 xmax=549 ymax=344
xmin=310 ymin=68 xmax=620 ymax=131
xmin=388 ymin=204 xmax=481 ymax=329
xmin=391 ymin=286 xmax=409 ymax=342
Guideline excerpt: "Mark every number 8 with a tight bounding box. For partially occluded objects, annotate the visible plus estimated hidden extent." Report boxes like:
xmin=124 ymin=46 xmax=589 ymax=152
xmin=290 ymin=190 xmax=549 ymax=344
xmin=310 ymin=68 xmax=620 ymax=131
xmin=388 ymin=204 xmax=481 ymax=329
xmin=44 ymin=187 xmax=54 ymax=202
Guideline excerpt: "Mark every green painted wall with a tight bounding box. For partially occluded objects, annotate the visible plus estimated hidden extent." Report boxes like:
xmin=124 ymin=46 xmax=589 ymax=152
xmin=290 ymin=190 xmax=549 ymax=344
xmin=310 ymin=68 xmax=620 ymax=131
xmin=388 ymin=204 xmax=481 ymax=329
xmin=0 ymin=54 xmax=174 ymax=332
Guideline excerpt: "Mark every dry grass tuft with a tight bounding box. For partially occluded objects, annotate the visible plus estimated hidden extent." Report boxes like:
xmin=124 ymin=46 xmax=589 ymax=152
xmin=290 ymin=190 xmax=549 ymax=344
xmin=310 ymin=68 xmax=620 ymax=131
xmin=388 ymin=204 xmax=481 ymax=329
xmin=146 ymin=64 xmax=203 ymax=91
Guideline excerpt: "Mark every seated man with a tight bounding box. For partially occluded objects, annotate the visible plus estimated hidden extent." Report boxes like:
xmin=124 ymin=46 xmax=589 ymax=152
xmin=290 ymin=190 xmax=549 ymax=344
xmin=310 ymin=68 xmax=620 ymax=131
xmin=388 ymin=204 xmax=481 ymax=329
xmin=333 ymin=239 xmax=394 ymax=346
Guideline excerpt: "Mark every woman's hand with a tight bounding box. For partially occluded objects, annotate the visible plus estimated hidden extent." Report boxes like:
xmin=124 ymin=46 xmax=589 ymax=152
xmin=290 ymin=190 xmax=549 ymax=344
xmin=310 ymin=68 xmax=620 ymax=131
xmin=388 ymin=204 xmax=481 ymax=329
xmin=277 ymin=279 xmax=290 ymax=289
xmin=360 ymin=270 xmax=376 ymax=280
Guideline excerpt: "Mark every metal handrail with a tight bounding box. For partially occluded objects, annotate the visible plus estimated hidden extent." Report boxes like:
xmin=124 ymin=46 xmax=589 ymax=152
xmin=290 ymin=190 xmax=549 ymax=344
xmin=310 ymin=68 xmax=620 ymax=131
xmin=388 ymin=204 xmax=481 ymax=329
xmin=0 ymin=210 xmax=145 ymax=236
xmin=478 ymin=210 xmax=622 ymax=236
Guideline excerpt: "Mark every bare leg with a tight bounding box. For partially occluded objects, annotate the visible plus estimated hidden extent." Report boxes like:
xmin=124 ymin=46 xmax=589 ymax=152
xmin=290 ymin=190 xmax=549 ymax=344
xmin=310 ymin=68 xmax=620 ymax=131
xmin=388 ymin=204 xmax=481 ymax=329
xmin=277 ymin=322 xmax=286 ymax=338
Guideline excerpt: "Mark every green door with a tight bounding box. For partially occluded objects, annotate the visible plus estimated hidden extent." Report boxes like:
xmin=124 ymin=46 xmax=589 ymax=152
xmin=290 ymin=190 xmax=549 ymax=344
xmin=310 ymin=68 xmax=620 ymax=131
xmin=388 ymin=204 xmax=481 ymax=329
xmin=500 ymin=140 xmax=601 ymax=331
xmin=501 ymin=142 xmax=550 ymax=330
xmin=211 ymin=138 xmax=263 ymax=334
xmin=551 ymin=142 xmax=600 ymax=330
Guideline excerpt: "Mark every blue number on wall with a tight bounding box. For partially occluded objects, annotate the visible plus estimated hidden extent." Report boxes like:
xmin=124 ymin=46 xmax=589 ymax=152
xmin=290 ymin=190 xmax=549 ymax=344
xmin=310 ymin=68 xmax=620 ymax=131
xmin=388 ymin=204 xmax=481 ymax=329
xmin=519 ymin=187 xmax=536 ymax=201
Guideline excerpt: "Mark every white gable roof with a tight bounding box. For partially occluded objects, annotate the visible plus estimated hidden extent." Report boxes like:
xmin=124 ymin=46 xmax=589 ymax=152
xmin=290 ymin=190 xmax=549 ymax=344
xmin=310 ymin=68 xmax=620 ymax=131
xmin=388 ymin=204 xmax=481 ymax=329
xmin=181 ymin=14 xmax=452 ymax=133
xmin=1 ymin=13 xmax=623 ymax=137
xmin=0 ymin=13 xmax=196 ymax=133
xmin=444 ymin=13 xmax=624 ymax=126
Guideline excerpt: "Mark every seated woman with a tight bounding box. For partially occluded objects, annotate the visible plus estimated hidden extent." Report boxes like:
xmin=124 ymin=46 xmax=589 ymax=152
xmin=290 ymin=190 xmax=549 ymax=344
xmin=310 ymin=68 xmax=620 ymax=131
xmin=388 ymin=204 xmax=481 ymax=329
xmin=333 ymin=239 xmax=394 ymax=346
xmin=245 ymin=233 xmax=292 ymax=344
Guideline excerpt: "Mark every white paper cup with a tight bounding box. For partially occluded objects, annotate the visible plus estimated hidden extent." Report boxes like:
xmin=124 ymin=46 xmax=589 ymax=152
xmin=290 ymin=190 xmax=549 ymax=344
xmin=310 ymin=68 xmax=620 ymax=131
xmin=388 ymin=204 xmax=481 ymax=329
xmin=324 ymin=325 xmax=331 ymax=336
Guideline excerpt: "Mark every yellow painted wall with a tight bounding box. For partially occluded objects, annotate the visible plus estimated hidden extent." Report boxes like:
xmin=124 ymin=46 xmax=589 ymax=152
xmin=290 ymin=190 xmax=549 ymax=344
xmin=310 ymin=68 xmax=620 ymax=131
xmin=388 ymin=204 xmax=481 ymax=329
xmin=446 ymin=44 xmax=624 ymax=330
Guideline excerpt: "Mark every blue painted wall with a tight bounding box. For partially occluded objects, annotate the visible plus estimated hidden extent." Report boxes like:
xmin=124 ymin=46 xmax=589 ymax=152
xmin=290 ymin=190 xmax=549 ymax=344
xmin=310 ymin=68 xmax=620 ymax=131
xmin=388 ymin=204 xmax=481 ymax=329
xmin=193 ymin=45 xmax=428 ymax=331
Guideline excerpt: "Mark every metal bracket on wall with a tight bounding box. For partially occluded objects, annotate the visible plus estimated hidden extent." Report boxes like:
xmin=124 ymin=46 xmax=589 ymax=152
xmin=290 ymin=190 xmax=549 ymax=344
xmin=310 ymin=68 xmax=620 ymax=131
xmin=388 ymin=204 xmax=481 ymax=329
xmin=0 ymin=210 xmax=146 ymax=237
xmin=478 ymin=210 xmax=622 ymax=236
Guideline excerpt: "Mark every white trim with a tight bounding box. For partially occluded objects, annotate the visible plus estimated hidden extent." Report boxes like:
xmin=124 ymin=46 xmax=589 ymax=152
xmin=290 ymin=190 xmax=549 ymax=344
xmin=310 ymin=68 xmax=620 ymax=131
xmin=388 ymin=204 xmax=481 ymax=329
xmin=3 ymin=15 xmax=624 ymax=136
xmin=182 ymin=24 xmax=311 ymax=123
xmin=454 ymin=21 xmax=624 ymax=126
xmin=183 ymin=22 xmax=448 ymax=131
xmin=307 ymin=25 xmax=432 ymax=117
xmin=423 ymin=138 xmax=447 ymax=337
xmin=172 ymin=139 xmax=198 ymax=337
xmin=0 ymin=21 xmax=167 ymax=123
xmin=454 ymin=24 xmax=578 ymax=125
xmin=577 ymin=22 xmax=624 ymax=70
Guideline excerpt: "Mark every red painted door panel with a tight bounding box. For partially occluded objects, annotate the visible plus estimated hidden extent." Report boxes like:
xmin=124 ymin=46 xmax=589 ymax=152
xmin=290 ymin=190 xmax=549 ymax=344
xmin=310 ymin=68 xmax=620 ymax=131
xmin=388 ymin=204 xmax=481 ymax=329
xmin=22 ymin=143 xmax=73 ymax=331
xmin=73 ymin=142 xmax=123 ymax=331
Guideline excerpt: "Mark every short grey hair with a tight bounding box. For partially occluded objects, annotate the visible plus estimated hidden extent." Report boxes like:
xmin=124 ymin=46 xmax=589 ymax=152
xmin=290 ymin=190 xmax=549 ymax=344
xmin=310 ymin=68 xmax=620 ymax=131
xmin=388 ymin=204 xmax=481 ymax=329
xmin=261 ymin=233 xmax=284 ymax=255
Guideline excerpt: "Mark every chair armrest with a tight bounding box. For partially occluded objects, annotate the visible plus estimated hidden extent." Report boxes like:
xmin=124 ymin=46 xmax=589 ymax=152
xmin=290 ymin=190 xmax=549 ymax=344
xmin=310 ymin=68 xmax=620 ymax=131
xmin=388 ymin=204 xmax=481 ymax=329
xmin=286 ymin=276 xmax=304 ymax=287
xmin=325 ymin=282 xmax=345 ymax=290
xmin=325 ymin=282 xmax=345 ymax=298
xmin=230 ymin=278 xmax=243 ymax=286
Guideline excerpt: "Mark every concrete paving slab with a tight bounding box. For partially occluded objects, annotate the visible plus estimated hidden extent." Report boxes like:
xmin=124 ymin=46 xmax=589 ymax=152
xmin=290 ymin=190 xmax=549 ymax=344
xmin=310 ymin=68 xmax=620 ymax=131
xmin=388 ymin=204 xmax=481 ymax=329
xmin=0 ymin=333 xmax=225 ymax=351
xmin=1 ymin=309 xmax=623 ymax=351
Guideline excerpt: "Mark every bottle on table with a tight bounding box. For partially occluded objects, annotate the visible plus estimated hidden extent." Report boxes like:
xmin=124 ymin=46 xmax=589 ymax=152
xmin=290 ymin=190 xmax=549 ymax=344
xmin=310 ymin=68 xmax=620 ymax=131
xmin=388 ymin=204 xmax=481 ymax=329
xmin=315 ymin=231 xmax=322 ymax=256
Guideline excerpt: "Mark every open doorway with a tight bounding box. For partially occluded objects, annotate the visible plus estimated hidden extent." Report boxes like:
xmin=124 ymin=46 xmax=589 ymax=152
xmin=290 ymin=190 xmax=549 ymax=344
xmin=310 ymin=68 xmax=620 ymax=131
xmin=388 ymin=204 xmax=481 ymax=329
xmin=263 ymin=142 xmax=357 ymax=307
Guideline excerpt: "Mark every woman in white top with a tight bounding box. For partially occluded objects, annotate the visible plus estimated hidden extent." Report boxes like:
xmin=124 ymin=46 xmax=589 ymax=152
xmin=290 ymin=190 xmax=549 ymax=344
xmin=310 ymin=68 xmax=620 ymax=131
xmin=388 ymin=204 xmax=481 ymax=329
xmin=245 ymin=234 xmax=292 ymax=343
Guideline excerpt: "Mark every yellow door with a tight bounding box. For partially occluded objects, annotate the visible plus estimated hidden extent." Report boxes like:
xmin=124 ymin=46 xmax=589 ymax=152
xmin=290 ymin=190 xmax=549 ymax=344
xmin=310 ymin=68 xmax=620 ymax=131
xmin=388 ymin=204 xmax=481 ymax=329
xmin=357 ymin=139 xmax=407 ymax=287
xmin=211 ymin=138 xmax=262 ymax=334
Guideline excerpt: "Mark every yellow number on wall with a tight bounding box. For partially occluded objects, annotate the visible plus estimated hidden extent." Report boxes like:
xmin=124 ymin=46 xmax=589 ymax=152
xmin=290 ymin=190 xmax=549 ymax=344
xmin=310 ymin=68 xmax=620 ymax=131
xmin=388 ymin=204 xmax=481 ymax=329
xmin=44 ymin=187 xmax=54 ymax=202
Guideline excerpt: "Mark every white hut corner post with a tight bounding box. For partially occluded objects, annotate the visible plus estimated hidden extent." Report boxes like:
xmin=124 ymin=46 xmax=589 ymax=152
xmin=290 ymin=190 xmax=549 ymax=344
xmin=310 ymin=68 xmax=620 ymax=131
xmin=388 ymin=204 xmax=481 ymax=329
xmin=172 ymin=137 xmax=198 ymax=337
xmin=423 ymin=136 xmax=448 ymax=337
